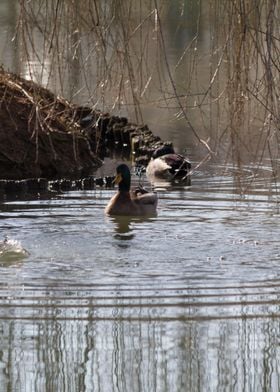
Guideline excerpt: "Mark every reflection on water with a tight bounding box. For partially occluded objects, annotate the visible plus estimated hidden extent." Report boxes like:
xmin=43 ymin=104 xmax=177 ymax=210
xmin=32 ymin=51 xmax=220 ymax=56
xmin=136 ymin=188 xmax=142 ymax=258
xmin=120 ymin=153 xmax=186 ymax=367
xmin=0 ymin=164 xmax=279 ymax=391
xmin=111 ymin=216 xmax=136 ymax=241
xmin=1 ymin=317 xmax=279 ymax=392
xmin=110 ymin=215 xmax=156 ymax=241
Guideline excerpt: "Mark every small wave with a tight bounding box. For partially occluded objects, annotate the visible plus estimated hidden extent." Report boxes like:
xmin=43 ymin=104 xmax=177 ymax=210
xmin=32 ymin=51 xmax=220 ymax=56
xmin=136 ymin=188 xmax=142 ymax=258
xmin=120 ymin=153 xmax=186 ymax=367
xmin=0 ymin=237 xmax=29 ymax=262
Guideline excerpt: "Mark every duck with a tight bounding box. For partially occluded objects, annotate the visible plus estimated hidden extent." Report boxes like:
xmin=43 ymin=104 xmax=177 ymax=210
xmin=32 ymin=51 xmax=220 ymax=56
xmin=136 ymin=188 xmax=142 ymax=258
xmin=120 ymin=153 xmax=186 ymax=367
xmin=105 ymin=164 xmax=158 ymax=216
xmin=146 ymin=145 xmax=191 ymax=181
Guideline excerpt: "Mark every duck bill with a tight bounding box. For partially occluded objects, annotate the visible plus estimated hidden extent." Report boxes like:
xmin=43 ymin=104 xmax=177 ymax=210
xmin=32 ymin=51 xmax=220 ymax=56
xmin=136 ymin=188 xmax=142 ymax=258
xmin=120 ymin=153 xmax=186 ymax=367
xmin=113 ymin=173 xmax=122 ymax=185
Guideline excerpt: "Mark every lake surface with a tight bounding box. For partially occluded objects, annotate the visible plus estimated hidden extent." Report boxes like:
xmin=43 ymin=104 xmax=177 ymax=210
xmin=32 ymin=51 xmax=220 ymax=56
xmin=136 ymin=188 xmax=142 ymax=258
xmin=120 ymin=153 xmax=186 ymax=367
xmin=1 ymin=1 xmax=280 ymax=391
xmin=0 ymin=162 xmax=279 ymax=391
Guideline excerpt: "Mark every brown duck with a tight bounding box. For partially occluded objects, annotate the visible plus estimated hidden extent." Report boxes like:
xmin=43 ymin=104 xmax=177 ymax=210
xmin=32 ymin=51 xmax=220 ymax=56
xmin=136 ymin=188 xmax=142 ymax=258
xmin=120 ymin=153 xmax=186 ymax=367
xmin=105 ymin=164 xmax=158 ymax=216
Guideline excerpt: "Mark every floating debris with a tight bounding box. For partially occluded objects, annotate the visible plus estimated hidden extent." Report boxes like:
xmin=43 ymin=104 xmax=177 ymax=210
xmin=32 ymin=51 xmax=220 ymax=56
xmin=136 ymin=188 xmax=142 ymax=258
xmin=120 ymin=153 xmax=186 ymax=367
xmin=0 ymin=237 xmax=29 ymax=263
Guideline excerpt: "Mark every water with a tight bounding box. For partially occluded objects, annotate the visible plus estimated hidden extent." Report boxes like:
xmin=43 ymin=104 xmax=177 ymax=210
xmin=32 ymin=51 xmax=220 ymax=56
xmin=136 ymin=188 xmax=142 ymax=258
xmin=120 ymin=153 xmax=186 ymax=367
xmin=1 ymin=1 xmax=280 ymax=390
xmin=0 ymin=163 xmax=279 ymax=391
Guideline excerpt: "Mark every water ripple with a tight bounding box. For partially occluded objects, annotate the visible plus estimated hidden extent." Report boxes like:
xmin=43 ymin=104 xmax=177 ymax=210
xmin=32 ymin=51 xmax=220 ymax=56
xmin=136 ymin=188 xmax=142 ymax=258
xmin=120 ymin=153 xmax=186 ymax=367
xmin=0 ymin=163 xmax=279 ymax=322
xmin=1 ymin=280 xmax=280 ymax=321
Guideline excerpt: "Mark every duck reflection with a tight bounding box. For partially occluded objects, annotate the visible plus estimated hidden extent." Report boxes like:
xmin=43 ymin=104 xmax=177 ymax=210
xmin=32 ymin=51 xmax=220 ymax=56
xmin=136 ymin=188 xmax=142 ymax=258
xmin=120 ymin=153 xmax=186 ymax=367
xmin=109 ymin=215 xmax=155 ymax=241
xmin=112 ymin=216 xmax=135 ymax=240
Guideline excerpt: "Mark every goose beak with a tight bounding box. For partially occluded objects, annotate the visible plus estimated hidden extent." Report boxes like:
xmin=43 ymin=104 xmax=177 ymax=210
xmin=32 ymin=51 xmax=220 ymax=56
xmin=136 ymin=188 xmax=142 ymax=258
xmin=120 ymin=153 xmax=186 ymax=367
xmin=113 ymin=173 xmax=122 ymax=185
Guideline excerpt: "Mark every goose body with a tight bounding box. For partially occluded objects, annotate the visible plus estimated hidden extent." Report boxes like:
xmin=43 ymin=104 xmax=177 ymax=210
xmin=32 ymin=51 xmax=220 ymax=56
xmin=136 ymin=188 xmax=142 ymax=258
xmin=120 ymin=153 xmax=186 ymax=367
xmin=105 ymin=164 xmax=157 ymax=216
xmin=146 ymin=145 xmax=191 ymax=181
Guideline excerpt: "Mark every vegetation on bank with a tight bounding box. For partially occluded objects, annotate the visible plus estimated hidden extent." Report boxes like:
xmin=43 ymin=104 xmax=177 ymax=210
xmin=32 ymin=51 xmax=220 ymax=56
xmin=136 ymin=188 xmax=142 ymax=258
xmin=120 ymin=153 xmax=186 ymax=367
xmin=0 ymin=68 xmax=168 ymax=181
xmin=0 ymin=1 xmax=279 ymax=182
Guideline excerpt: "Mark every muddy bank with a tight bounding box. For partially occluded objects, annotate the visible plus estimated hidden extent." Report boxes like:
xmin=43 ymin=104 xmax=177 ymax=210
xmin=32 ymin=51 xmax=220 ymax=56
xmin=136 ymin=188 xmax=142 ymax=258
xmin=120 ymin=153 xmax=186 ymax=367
xmin=0 ymin=68 xmax=170 ymax=182
xmin=0 ymin=68 xmax=103 ymax=180
xmin=0 ymin=176 xmax=115 ymax=200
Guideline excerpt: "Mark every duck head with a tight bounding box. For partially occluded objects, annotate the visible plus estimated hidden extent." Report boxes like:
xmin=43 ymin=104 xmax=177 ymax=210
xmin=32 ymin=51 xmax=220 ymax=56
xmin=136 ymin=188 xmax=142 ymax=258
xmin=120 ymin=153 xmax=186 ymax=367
xmin=114 ymin=164 xmax=131 ymax=192
xmin=152 ymin=144 xmax=175 ymax=159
